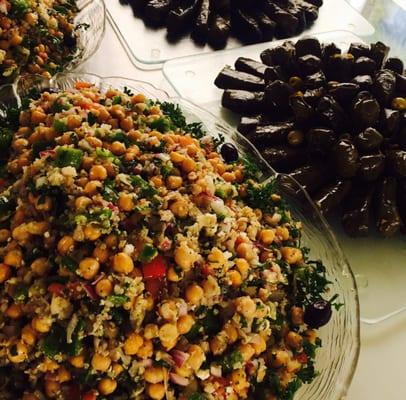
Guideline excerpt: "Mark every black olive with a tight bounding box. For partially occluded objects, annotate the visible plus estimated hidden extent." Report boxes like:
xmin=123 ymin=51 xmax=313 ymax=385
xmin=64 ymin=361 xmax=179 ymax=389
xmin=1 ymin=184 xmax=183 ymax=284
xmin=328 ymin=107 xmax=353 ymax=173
xmin=295 ymin=37 xmax=322 ymax=57
xmin=63 ymin=33 xmax=77 ymax=48
xmin=304 ymin=299 xmax=332 ymax=328
xmin=384 ymin=57 xmax=404 ymax=74
xmin=220 ymin=143 xmax=239 ymax=162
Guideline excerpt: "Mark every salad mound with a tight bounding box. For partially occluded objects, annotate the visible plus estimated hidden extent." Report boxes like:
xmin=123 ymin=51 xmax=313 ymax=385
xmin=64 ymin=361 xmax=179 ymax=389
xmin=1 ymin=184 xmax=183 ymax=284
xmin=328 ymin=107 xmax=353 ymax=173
xmin=0 ymin=82 xmax=335 ymax=399
xmin=0 ymin=0 xmax=81 ymax=84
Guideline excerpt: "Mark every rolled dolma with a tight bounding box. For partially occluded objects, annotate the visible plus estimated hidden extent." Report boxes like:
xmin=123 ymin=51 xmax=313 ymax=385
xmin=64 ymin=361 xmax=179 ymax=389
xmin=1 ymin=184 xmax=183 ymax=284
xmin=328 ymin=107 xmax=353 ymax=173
xmin=384 ymin=57 xmax=404 ymax=75
xmin=351 ymin=75 xmax=373 ymax=90
xmin=262 ymin=145 xmax=308 ymax=171
xmin=316 ymin=96 xmax=347 ymax=132
xmin=354 ymin=127 xmax=384 ymax=153
xmin=352 ymin=91 xmax=381 ymax=128
xmin=386 ymin=150 xmax=406 ymax=177
xmin=373 ymin=69 xmax=397 ymax=105
xmin=288 ymin=164 xmax=329 ymax=193
xmin=192 ymin=0 xmax=210 ymax=43
xmin=237 ymin=115 xmax=264 ymax=135
xmin=353 ymin=56 xmax=377 ymax=76
xmin=314 ymin=180 xmax=352 ymax=214
xmin=208 ymin=14 xmax=231 ymax=49
xmin=295 ymin=37 xmax=322 ymax=58
xmin=144 ymin=0 xmax=173 ymax=25
xmin=358 ymin=153 xmax=386 ymax=182
xmin=306 ymin=127 xmax=336 ymax=156
xmin=214 ymin=66 xmax=265 ymax=91
xmin=235 ymin=57 xmax=268 ymax=78
xmin=221 ymin=89 xmax=264 ymax=114
xmin=328 ymin=82 xmax=360 ymax=105
xmin=376 ymin=176 xmax=401 ymax=236
xmin=264 ymin=80 xmax=294 ymax=111
xmin=331 ymin=139 xmax=359 ymax=178
xmin=246 ymin=122 xmax=295 ymax=147
xmin=231 ymin=8 xmax=263 ymax=44
xmin=167 ymin=0 xmax=201 ymax=35
xmin=370 ymin=41 xmax=390 ymax=68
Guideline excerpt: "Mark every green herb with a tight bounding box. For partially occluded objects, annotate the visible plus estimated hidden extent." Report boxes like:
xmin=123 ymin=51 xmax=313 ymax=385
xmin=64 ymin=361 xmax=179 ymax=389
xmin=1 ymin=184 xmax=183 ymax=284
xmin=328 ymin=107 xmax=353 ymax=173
xmin=240 ymin=154 xmax=261 ymax=180
xmin=246 ymin=180 xmax=279 ymax=214
xmin=212 ymin=133 xmax=225 ymax=149
xmin=87 ymin=112 xmax=97 ymax=125
xmin=55 ymin=147 xmax=83 ymax=169
xmin=138 ymin=244 xmax=158 ymax=263
xmin=131 ymin=175 xmax=157 ymax=199
xmin=281 ymin=378 xmax=302 ymax=400
xmin=102 ymin=180 xmax=119 ymax=202
xmin=10 ymin=0 xmax=29 ymax=15
xmin=32 ymin=139 xmax=55 ymax=158
xmin=66 ymin=319 xmax=85 ymax=357
xmin=158 ymin=102 xmax=205 ymax=139
xmin=53 ymin=119 xmax=68 ymax=134
xmin=184 ymin=322 xmax=204 ymax=342
xmin=112 ymin=96 xmax=122 ymax=105
xmin=154 ymin=359 xmax=171 ymax=369
xmin=110 ymin=308 xmax=129 ymax=327
xmin=161 ymin=163 xmax=173 ymax=178
xmin=61 ymin=255 xmax=78 ymax=272
xmin=150 ymin=117 xmax=171 ymax=133
xmin=188 ymin=393 xmax=207 ymax=400
xmin=110 ymin=131 xmax=131 ymax=147
xmin=108 ymin=294 xmax=130 ymax=307
xmin=12 ymin=284 xmax=28 ymax=302
xmin=41 ymin=325 xmax=65 ymax=359
xmin=218 ymin=350 xmax=243 ymax=374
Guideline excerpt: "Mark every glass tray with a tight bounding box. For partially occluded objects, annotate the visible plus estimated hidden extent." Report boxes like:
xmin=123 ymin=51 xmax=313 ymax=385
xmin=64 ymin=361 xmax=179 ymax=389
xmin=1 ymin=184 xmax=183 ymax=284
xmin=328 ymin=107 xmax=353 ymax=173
xmin=163 ymin=30 xmax=406 ymax=324
xmin=106 ymin=0 xmax=374 ymax=68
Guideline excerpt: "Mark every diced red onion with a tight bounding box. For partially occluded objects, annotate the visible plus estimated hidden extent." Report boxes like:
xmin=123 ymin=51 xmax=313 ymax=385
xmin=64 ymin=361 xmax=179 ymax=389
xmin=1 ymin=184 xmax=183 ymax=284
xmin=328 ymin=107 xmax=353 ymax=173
xmin=91 ymin=273 xmax=105 ymax=286
xmin=139 ymin=358 xmax=153 ymax=367
xmin=169 ymin=373 xmax=189 ymax=386
xmin=171 ymin=350 xmax=190 ymax=368
xmin=39 ymin=149 xmax=56 ymax=158
xmin=83 ymin=284 xmax=98 ymax=300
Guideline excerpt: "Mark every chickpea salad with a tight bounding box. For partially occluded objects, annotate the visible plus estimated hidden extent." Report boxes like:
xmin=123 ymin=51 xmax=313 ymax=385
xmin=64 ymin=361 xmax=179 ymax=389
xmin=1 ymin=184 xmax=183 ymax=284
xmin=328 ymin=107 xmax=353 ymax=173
xmin=0 ymin=82 xmax=340 ymax=400
xmin=0 ymin=0 xmax=83 ymax=84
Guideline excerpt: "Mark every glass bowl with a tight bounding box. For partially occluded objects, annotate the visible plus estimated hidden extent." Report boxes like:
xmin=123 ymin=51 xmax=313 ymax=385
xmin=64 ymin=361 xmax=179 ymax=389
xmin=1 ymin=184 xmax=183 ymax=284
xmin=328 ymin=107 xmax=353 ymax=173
xmin=0 ymin=73 xmax=360 ymax=400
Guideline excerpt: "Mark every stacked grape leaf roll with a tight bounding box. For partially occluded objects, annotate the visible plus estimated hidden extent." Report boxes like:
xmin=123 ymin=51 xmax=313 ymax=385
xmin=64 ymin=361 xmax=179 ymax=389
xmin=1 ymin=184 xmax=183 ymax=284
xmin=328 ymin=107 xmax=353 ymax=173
xmin=215 ymin=38 xmax=406 ymax=237
xmin=125 ymin=0 xmax=323 ymax=49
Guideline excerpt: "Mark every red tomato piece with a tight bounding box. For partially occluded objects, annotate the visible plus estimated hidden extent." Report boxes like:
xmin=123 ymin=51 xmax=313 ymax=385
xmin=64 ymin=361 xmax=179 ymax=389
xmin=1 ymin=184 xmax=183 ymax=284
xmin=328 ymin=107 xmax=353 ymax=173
xmin=142 ymin=254 xmax=166 ymax=280
xmin=47 ymin=283 xmax=65 ymax=296
xmin=145 ymin=277 xmax=165 ymax=298
xmin=296 ymin=352 xmax=309 ymax=364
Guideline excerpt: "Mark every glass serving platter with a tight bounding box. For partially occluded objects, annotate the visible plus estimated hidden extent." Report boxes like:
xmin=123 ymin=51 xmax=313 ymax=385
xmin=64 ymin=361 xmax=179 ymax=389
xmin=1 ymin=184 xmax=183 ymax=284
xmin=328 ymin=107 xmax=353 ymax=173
xmin=163 ymin=29 xmax=406 ymax=324
xmin=0 ymin=72 xmax=359 ymax=400
xmin=106 ymin=0 xmax=373 ymax=68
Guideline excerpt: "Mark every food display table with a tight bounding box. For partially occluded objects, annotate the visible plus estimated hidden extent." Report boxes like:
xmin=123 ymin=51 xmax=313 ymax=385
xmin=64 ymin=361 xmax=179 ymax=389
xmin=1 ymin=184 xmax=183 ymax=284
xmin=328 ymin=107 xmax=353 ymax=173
xmin=78 ymin=9 xmax=406 ymax=398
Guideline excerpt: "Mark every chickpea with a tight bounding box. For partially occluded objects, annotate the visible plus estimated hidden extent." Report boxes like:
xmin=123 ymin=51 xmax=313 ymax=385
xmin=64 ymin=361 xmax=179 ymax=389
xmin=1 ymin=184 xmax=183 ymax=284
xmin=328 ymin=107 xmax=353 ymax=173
xmin=159 ymin=300 xmax=177 ymax=321
xmin=120 ymin=117 xmax=134 ymax=131
xmin=286 ymin=331 xmax=303 ymax=350
xmin=78 ymin=258 xmax=100 ymax=280
xmin=31 ymin=317 xmax=52 ymax=333
xmin=44 ymin=380 xmax=60 ymax=398
xmin=111 ymin=363 xmax=123 ymax=377
xmin=0 ymin=228 xmax=10 ymax=242
xmin=93 ymin=245 xmax=110 ymax=263
xmin=235 ymin=258 xmax=249 ymax=279
xmin=111 ymin=141 xmax=126 ymax=155
xmin=251 ymin=334 xmax=267 ymax=355
xmin=170 ymin=199 xmax=188 ymax=218
xmin=272 ymin=350 xmax=289 ymax=368
xmin=239 ymin=343 xmax=255 ymax=361
xmin=236 ymin=242 xmax=256 ymax=261
xmin=210 ymin=333 xmax=227 ymax=355
xmin=8 ymin=340 xmax=28 ymax=363
xmin=118 ymin=193 xmax=134 ymax=212
xmin=31 ymin=257 xmax=50 ymax=276
xmin=31 ymin=110 xmax=47 ymax=124
xmin=170 ymin=151 xmax=185 ymax=164
xmin=0 ymin=263 xmax=11 ymax=283
xmin=167 ymin=266 xmax=183 ymax=282
xmin=181 ymin=157 xmax=196 ymax=173
xmin=123 ymin=333 xmax=143 ymax=355
xmin=69 ymin=354 xmax=85 ymax=368
xmin=147 ymin=383 xmax=165 ymax=400
xmin=177 ymin=314 xmax=195 ymax=335
xmin=98 ymin=378 xmax=117 ymax=395
xmin=95 ymin=278 xmax=113 ymax=297
xmin=4 ymin=249 xmax=23 ymax=268
xmin=227 ymin=270 xmax=242 ymax=287
xmin=287 ymin=359 xmax=302 ymax=373
xmin=84 ymin=181 xmax=100 ymax=195
xmin=84 ymin=226 xmax=102 ymax=241
xmin=281 ymin=247 xmax=303 ymax=264
xmin=305 ymin=329 xmax=317 ymax=345
xmin=185 ymin=284 xmax=204 ymax=305
xmin=21 ymin=324 xmax=37 ymax=346
xmin=6 ymin=303 xmax=23 ymax=319
xmin=223 ymin=322 xmax=238 ymax=344
xmin=75 ymin=196 xmax=92 ymax=209
xmin=275 ymin=226 xmax=290 ymax=241
xmin=57 ymin=236 xmax=74 ymax=254
xmin=89 ymin=165 xmax=107 ymax=181
xmin=136 ymin=338 xmax=153 ymax=359
xmin=144 ymin=324 xmax=159 ymax=340
xmin=57 ymin=366 xmax=71 ymax=383
xmin=112 ymin=252 xmax=134 ymax=274
xmin=187 ymin=345 xmax=205 ymax=371
xmin=291 ymin=306 xmax=304 ymax=326
xmin=222 ymin=171 xmax=236 ymax=182
xmin=231 ymin=369 xmax=249 ymax=394
xmin=235 ymin=296 xmax=256 ymax=319
xmin=144 ymin=366 xmax=165 ymax=384
xmin=167 ymin=175 xmax=183 ymax=189
xmin=86 ymin=136 xmax=103 ymax=148
xmin=91 ymin=354 xmax=111 ymax=372
xmin=159 ymin=323 xmax=178 ymax=350
xmin=259 ymin=229 xmax=275 ymax=245
xmin=174 ymin=244 xmax=198 ymax=271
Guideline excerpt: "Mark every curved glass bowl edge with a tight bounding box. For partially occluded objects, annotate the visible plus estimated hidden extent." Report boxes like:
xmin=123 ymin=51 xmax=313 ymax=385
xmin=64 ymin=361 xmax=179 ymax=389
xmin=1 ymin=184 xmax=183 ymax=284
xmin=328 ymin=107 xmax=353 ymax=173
xmin=0 ymin=72 xmax=360 ymax=400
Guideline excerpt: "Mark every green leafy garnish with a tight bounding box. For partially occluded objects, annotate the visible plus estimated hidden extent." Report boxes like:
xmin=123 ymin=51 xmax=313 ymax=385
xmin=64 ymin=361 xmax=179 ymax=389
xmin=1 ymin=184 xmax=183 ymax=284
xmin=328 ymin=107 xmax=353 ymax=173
xmin=218 ymin=350 xmax=243 ymax=374
xmin=131 ymin=175 xmax=157 ymax=199
xmin=108 ymin=294 xmax=130 ymax=307
xmin=53 ymin=119 xmax=68 ymax=134
xmin=138 ymin=244 xmax=158 ymax=263
xmin=61 ymin=255 xmax=78 ymax=272
xmin=55 ymin=147 xmax=83 ymax=169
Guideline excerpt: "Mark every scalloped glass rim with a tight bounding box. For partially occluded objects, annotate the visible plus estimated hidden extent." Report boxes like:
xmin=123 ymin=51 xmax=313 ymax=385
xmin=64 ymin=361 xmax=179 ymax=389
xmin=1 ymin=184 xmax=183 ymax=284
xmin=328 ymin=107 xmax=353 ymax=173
xmin=0 ymin=73 xmax=360 ymax=400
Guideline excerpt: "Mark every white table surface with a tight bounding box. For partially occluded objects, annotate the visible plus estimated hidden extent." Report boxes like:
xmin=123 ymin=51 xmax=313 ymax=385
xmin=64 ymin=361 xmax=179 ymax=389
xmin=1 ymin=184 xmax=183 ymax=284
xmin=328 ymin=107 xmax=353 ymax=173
xmin=78 ymin=19 xmax=406 ymax=400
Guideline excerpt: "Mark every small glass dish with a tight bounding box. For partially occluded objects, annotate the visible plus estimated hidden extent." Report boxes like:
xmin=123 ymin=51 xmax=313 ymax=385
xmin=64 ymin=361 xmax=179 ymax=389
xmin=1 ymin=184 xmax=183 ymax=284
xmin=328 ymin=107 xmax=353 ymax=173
xmin=0 ymin=73 xmax=360 ymax=400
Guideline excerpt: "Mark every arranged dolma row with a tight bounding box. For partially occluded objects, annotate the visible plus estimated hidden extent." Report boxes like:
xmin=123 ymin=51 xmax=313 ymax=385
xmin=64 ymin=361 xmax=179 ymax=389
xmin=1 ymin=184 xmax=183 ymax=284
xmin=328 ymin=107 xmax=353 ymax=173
xmin=123 ymin=0 xmax=323 ymax=49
